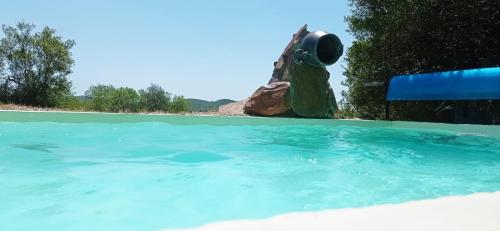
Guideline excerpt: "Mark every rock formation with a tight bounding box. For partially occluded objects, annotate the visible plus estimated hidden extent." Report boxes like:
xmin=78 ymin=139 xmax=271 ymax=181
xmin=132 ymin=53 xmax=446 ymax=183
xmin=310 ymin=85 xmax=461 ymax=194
xmin=218 ymin=99 xmax=248 ymax=116
xmin=247 ymin=25 xmax=338 ymax=118
xmin=243 ymin=82 xmax=292 ymax=116
xmin=220 ymin=25 xmax=339 ymax=118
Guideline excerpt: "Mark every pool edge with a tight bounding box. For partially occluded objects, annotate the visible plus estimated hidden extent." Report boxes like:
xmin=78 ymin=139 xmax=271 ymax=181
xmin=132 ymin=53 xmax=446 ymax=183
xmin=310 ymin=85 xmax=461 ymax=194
xmin=165 ymin=191 xmax=500 ymax=231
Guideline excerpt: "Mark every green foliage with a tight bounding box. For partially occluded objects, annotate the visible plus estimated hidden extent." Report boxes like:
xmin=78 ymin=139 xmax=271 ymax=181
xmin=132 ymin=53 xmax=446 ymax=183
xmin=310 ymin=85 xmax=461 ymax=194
xmin=170 ymin=95 xmax=190 ymax=113
xmin=85 ymin=85 xmax=140 ymax=112
xmin=0 ymin=22 xmax=75 ymax=107
xmin=335 ymin=91 xmax=357 ymax=119
xmin=343 ymin=0 xmax=500 ymax=121
xmin=85 ymin=84 xmax=115 ymax=112
xmin=55 ymin=94 xmax=88 ymax=111
xmin=110 ymin=87 xmax=140 ymax=112
xmin=138 ymin=84 xmax=171 ymax=112
xmin=84 ymin=83 xmax=189 ymax=113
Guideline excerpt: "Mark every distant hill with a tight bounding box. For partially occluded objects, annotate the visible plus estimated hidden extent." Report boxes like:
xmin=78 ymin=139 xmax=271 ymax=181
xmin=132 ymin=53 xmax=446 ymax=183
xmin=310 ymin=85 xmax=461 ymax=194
xmin=187 ymin=99 xmax=236 ymax=112
xmin=76 ymin=96 xmax=235 ymax=112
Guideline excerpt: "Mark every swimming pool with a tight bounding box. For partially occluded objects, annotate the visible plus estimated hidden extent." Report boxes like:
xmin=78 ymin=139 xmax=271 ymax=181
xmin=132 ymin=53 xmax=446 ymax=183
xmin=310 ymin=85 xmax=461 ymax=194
xmin=1 ymin=111 xmax=499 ymax=231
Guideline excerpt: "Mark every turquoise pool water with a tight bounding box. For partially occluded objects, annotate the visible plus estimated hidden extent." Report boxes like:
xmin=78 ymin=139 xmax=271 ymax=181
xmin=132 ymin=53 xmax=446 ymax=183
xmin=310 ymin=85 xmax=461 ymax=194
xmin=1 ymin=112 xmax=500 ymax=231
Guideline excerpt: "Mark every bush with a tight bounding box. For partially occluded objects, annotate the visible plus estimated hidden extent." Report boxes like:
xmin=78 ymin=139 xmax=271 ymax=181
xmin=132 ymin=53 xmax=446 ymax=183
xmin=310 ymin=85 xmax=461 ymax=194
xmin=85 ymin=85 xmax=115 ymax=112
xmin=138 ymin=84 xmax=171 ymax=112
xmin=110 ymin=87 xmax=140 ymax=112
xmin=55 ymin=95 xmax=86 ymax=111
xmin=170 ymin=95 xmax=190 ymax=113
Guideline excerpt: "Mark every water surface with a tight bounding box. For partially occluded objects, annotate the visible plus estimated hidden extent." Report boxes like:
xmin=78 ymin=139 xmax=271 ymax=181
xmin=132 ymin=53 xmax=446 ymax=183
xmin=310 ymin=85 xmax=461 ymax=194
xmin=1 ymin=112 xmax=499 ymax=231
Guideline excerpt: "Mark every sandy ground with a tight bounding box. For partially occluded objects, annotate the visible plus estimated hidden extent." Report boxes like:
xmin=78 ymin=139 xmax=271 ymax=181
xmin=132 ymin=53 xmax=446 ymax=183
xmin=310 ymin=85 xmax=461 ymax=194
xmin=0 ymin=103 xmax=59 ymax=111
xmin=0 ymin=104 xmax=241 ymax=116
xmin=167 ymin=192 xmax=500 ymax=231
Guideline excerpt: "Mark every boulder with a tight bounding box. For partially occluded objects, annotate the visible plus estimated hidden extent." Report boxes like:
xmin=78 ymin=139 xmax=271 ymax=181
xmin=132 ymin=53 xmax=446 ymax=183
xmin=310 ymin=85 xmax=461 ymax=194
xmin=218 ymin=99 xmax=248 ymax=116
xmin=243 ymin=82 xmax=292 ymax=116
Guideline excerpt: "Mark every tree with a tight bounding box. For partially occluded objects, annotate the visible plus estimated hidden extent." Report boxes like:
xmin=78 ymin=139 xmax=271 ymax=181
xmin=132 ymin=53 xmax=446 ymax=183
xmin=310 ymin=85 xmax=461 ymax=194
xmin=343 ymin=0 xmax=500 ymax=121
xmin=138 ymin=83 xmax=171 ymax=112
xmin=85 ymin=84 xmax=115 ymax=111
xmin=110 ymin=87 xmax=140 ymax=112
xmin=170 ymin=95 xmax=190 ymax=113
xmin=0 ymin=22 xmax=75 ymax=106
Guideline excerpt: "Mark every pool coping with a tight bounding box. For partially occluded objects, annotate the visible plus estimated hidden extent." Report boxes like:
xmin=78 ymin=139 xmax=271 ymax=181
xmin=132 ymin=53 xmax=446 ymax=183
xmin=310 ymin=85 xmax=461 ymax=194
xmin=166 ymin=191 xmax=500 ymax=231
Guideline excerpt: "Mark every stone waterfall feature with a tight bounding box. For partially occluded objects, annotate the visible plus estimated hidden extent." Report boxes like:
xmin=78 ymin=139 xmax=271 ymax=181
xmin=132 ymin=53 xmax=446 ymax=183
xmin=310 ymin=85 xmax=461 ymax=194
xmin=220 ymin=25 xmax=343 ymax=118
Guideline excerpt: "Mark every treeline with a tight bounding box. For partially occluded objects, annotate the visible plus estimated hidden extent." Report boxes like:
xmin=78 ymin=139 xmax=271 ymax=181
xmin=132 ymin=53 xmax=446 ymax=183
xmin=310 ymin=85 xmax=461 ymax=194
xmin=0 ymin=22 xmax=189 ymax=113
xmin=342 ymin=0 xmax=500 ymax=122
xmin=57 ymin=83 xmax=190 ymax=113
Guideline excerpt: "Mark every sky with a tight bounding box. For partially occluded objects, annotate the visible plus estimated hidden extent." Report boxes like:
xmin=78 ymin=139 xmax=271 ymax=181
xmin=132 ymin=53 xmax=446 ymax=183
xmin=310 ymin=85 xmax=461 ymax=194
xmin=1 ymin=0 xmax=354 ymax=101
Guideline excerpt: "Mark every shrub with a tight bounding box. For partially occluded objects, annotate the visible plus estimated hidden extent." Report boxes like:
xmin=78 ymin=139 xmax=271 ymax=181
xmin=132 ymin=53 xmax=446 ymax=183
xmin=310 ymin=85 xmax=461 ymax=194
xmin=110 ymin=87 xmax=140 ymax=112
xmin=138 ymin=84 xmax=171 ymax=112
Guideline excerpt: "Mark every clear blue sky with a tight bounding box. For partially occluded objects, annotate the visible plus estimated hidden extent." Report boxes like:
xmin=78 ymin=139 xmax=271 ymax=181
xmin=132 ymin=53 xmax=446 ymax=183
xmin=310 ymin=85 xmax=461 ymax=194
xmin=1 ymin=0 xmax=353 ymax=101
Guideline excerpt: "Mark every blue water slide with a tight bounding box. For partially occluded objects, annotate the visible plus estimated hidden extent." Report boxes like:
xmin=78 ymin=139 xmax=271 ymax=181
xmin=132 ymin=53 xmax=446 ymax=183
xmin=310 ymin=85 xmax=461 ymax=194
xmin=386 ymin=67 xmax=500 ymax=101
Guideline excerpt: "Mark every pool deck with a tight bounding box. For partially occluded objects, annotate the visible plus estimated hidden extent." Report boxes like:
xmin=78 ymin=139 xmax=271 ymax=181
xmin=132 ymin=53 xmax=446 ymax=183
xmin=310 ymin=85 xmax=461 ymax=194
xmin=167 ymin=192 xmax=500 ymax=231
